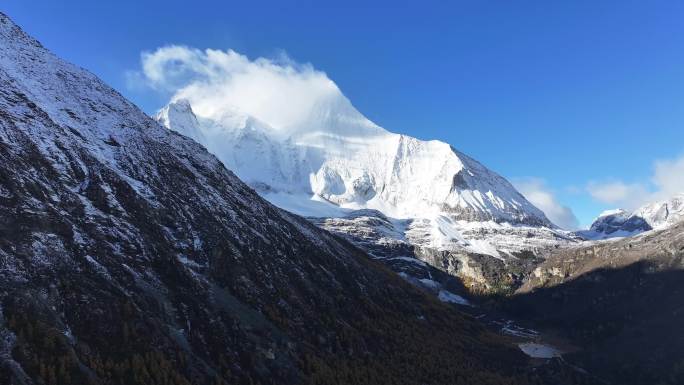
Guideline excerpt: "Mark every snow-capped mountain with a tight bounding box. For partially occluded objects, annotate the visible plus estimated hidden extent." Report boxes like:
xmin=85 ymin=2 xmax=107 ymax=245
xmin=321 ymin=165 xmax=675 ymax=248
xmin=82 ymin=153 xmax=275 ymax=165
xmin=156 ymin=81 xmax=576 ymax=293
xmin=581 ymin=193 xmax=684 ymax=239
xmin=157 ymin=98 xmax=551 ymax=225
xmin=0 ymin=12 xmax=537 ymax=384
xmin=156 ymin=100 xmax=304 ymax=192
xmin=634 ymin=193 xmax=684 ymax=229
xmin=582 ymin=209 xmax=650 ymax=239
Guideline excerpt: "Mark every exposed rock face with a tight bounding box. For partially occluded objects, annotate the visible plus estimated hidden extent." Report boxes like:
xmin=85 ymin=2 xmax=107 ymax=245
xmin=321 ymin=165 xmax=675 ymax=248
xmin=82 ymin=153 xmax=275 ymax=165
xmin=522 ymin=222 xmax=684 ymax=291
xmin=312 ymin=209 xmax=574 ymax=295
xmin=414 ymin=248 xmax=536 ymax=294
xmin=0 ymin=13 xmax=544 ymax=385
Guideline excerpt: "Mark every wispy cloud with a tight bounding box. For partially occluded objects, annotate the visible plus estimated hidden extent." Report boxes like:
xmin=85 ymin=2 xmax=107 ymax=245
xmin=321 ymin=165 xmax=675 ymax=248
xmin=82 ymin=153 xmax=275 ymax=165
xmin=586 ymin=153 xmax=684 ymax=210
xmin=127 ymin=45 xmax=341 ymax=131
xmin=585 ymin=181 xmax=649 ymax=210
xmin=513 ymin=178 xmax=580 ymax=230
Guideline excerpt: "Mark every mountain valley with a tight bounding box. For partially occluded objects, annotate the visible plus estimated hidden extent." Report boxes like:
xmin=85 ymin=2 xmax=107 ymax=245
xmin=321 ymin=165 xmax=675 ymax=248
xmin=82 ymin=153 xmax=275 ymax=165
xmin=0 ymin=8 xmax=683 ymax=385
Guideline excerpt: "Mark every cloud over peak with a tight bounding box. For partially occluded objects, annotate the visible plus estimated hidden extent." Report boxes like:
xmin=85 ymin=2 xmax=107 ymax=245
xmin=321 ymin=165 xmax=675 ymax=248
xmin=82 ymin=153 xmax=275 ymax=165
xmin=586 ymin=153 xmax=684 ymax=210
xmin=131 ymin=45 xmax=343 ymax=131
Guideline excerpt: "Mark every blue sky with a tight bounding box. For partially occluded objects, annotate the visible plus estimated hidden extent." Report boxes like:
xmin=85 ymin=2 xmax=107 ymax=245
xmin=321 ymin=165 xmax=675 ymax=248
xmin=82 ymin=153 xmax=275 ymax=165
xmin=5 ymin=0 xmax=684 ymax=227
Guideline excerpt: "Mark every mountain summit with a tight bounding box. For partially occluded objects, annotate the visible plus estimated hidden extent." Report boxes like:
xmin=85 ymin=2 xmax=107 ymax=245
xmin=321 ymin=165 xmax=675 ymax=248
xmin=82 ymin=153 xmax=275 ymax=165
xmin=156 ymin=71 xmax=572 ymax=294
xmin=582 ymin=193 xmax=684 ymax=239
xmin=157 ymin=97 xmax=551 ymax=226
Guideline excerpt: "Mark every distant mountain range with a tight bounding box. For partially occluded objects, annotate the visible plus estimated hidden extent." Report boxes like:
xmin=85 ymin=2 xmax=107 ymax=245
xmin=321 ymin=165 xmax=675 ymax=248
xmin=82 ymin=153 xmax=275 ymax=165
xmin=580 ymin=193 xmax=684 ymax=239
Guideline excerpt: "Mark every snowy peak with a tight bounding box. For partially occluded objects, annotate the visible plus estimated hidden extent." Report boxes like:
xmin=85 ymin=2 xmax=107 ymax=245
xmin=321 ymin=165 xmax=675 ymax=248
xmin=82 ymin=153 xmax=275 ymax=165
xmin=291 ymin=91 xmax=386 ymax=137
xmin=155 ymin=99 xmax=204 ymax=143
xmin=154 ymin=49 xmax=561 ymax=264
xmin=597 ymin=208 xmax=629 ymax=219
xmin=586 ymin=209 xmax=649 ymax=239
xmin=583 ymin=193 xmax=684 ymax=239
xmin=158 ymin=100 xmax=304 ymax=192
xmin=634 ymin=193 xmax=684 ymax=230
xmin=444 ymin=148 xmax=550 ymax=226
xmin=157 ymin=98 xmax=553 ymax=228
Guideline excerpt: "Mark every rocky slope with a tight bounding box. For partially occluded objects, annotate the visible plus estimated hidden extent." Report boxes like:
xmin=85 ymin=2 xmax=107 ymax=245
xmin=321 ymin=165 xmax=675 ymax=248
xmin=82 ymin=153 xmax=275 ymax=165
xmin=0 ymin=12 xmax=557 ymax=385
xmin=310 ymin=209 xmax=575 ymax=294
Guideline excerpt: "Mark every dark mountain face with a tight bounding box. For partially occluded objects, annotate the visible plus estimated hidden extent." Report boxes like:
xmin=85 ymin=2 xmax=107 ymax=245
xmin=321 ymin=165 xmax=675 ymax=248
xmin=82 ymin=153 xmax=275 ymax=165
xmin=0 ymin=13 xmax=552 ymax=385
xmin=503 ymin=223 xmax=684 ymax=385
xmin=580 ymin=209 xmax=652 ymax=239
xmin=589 ymin=213 xmax=651 ymax=236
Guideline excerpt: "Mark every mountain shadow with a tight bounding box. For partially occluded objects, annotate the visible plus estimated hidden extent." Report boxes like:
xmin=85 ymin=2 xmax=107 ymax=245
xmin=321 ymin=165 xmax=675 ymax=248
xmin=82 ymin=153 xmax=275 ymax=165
xmin=499 ymin=261 xmax=684 ymax=385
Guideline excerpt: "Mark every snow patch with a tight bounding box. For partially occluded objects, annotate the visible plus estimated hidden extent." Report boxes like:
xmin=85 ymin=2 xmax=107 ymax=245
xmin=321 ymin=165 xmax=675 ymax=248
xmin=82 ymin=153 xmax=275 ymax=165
xmin=437 ymin=290 xmax=471 ymax=306
xmin=517 ymin=343 xmax=562 ymax=359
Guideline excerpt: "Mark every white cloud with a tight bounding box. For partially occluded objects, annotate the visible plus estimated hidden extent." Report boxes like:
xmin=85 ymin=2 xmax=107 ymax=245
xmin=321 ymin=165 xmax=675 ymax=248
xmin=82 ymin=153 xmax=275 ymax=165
xmin=130 ymin=45 xmax=341 ymax=132
xmin=586 ymin=181 xmax=650 ymax=210
xmin=513 ymin=178 xmax=580 ymax=230
xmin=652 ymin=155 xmax=684 ymax=198
xmin=587 ymin=153 xmax=684 ymax=210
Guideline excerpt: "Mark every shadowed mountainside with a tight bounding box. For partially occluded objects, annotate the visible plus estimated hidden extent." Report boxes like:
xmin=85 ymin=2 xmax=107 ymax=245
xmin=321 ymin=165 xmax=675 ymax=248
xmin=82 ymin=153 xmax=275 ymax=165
xmin=500 ymin=223 xmax=684 ymax=385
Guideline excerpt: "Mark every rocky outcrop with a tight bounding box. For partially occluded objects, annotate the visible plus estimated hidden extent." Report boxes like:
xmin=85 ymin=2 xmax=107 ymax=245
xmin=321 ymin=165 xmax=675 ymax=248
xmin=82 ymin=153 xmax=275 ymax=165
xmin=521 ymin=222 xmax=684 ymax=292
xmin=415 ymin=247 xmax=540 ymax=294
xmin=313 ymin=209 xmax=554 ymax=295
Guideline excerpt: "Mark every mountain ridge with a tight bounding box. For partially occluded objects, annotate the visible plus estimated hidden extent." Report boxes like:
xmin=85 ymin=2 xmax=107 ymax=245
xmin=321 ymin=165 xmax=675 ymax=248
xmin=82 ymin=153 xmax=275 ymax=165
xmin=156 ymin=82 xmax=575 ymax=295
xmin=0 ymin=12 xmax=545 ymax=385
xmin=580 ymin=193 xmax=684 ymax=240
xmin=157 ymin=99 xmax=554 ymax=227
